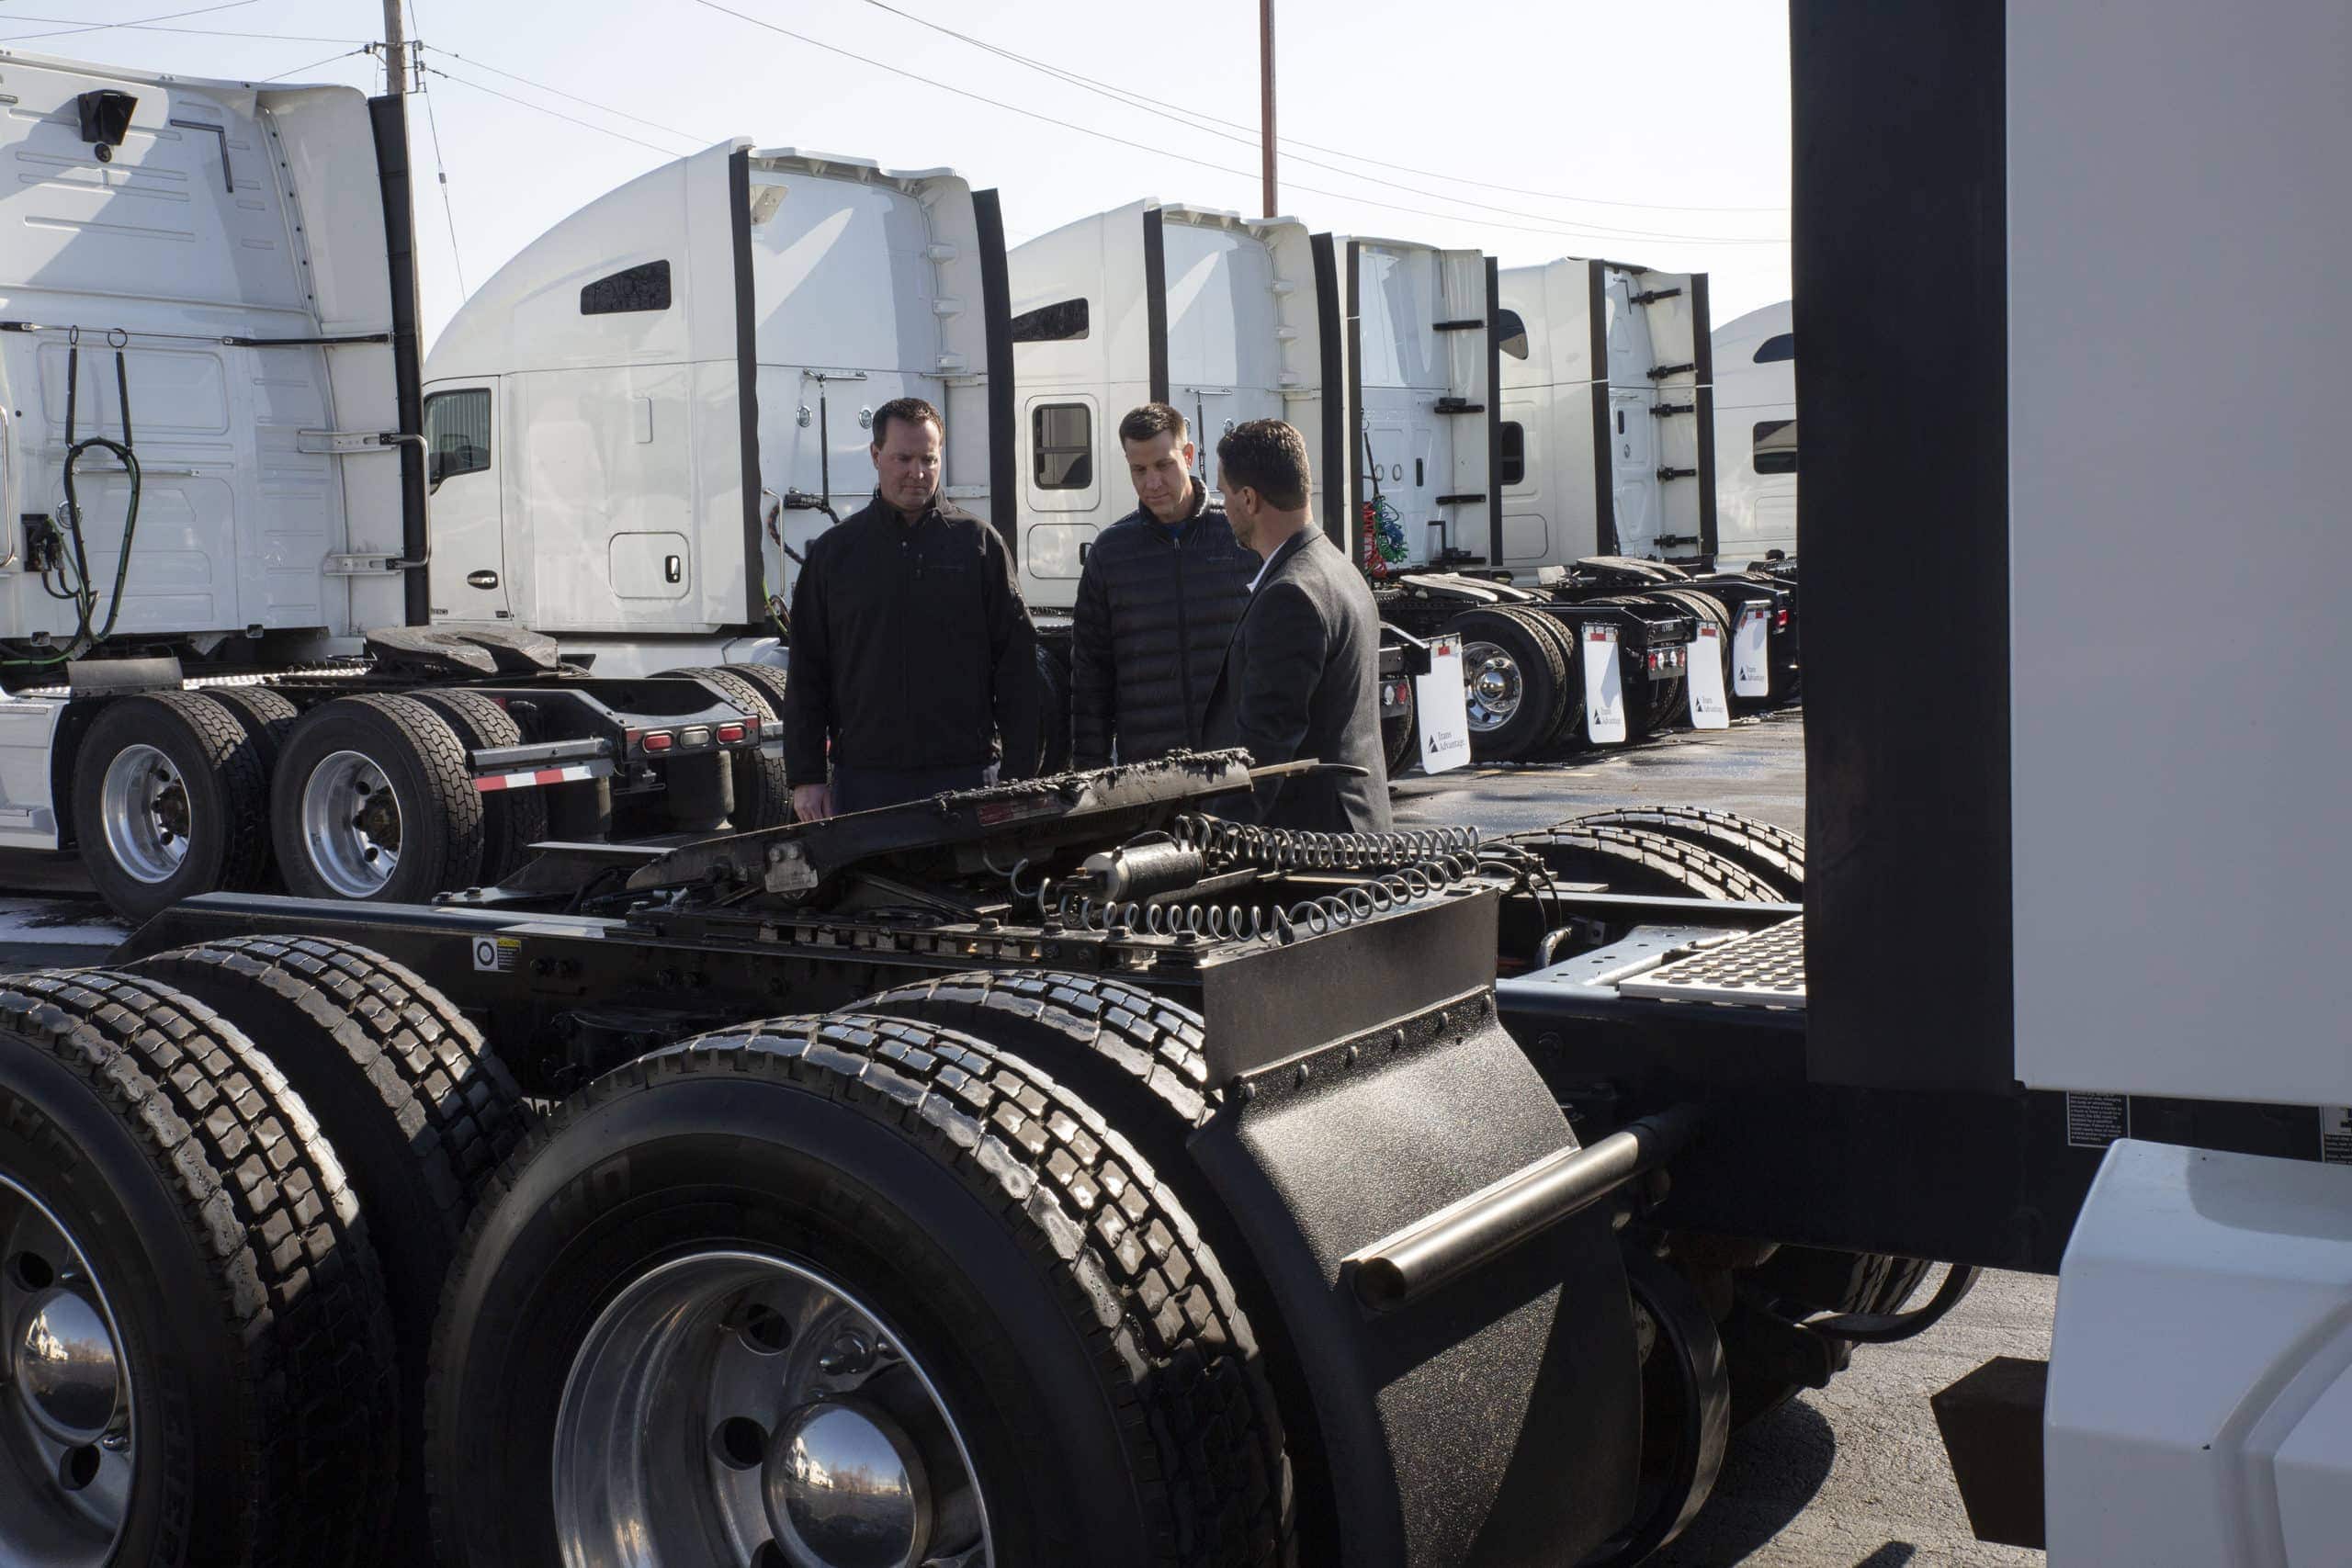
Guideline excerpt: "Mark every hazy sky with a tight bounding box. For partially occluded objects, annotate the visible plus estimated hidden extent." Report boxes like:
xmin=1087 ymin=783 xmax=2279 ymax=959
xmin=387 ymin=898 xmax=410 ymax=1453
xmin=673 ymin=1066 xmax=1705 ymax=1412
xmin=19 ymin=0 xmax=1794 ymax=348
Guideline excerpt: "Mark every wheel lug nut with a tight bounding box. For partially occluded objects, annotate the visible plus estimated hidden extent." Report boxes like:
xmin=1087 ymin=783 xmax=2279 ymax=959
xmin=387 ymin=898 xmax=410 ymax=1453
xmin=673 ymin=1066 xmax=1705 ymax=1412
xmin=818 ymin=1330 xmax=873 ymax=1376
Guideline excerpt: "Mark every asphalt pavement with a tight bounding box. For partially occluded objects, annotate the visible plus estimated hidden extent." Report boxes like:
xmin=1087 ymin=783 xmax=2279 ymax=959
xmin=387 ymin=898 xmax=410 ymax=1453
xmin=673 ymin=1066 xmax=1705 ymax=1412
xmin=0 ymin=705 xmax=2056 ymax=1566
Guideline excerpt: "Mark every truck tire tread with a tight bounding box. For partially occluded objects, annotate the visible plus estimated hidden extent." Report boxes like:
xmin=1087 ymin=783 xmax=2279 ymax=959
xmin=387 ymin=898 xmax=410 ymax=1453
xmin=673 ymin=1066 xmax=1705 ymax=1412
xmin=0 ymin=966 xmax=400 ymax=1566
xmin=412 ymin=687 xmax=548 ymax=881
xmin=1567 ymin=807 xmax=1806 ymax=898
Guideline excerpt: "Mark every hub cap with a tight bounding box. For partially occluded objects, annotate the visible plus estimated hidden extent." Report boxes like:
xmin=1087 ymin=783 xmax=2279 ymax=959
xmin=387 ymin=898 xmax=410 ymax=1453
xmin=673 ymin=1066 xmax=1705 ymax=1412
xmin=1460 ymin=640 xmax=1525 ymax=732
xmin=300 ymin=750 xmax=401 ymax=897
xmin=1 ymin=1176 xmax=133 ymax=1567
xmin=553 ymin=1250 xmax=989 ymax=1568
xmin=98 ymin=743 xmax=191 ymax=884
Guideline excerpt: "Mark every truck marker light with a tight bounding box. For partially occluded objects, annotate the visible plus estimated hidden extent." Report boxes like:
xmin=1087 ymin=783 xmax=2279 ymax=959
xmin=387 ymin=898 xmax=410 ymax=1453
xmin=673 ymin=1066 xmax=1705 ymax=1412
xmin=679 ymin=727 xmax=712 ymax=749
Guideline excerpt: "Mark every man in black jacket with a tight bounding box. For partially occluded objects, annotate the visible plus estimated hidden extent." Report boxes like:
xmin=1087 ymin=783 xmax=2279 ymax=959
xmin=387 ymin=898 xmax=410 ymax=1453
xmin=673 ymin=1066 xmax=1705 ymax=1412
xmin=1201 ymin=419 xmax=1392 ymax=833
xmin=1069 ymin=403 xmax=1256 ymax=768
xmin=781 ymin=397 xmax=1039 ymax=818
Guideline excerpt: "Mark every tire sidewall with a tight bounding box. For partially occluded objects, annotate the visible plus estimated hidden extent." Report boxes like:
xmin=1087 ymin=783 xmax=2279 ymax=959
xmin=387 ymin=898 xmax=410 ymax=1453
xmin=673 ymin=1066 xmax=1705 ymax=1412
xmin=0 ymin=1037 xmax=244 ymax=1567
xmin=72 ymin=698 xmax=239 ymax=920
xmin=273 ymin=699 xmax=466 ymax=902
xmin=433 ymin=1074 xmax=1152 ymax=1568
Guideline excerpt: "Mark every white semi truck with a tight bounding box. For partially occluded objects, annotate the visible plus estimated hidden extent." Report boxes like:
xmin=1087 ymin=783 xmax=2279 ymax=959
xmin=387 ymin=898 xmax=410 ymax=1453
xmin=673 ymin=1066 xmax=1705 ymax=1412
xmin=1709 ymin=299 xmax=1797 ymax=565
xmin=0 ymin=55 xmax=808 ymax=926
xmin=0 ymin=1 xmax=2346 ymax=1564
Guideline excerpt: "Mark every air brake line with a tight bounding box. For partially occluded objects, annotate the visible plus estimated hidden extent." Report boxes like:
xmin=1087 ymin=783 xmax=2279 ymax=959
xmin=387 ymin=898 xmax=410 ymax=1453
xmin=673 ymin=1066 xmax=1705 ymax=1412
xmin=8 ymin=330 xmax=144 ymax=667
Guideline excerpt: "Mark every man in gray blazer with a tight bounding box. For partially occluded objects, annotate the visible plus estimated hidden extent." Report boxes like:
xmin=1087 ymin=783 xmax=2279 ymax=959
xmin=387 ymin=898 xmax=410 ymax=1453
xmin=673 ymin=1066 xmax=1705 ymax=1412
xmin=1201 ymin=419 xmax=1393 ymax=833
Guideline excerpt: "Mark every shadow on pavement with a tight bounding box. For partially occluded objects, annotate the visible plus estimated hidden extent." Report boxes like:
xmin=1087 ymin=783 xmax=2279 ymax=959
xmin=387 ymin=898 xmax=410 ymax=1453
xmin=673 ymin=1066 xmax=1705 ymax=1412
xmin=1652 ymin=1398 xmax=1838 ymax=1565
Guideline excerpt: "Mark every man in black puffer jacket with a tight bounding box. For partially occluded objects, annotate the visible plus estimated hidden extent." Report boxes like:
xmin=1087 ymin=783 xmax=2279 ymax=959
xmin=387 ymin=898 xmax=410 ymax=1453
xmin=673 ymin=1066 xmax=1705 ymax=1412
xmin=1070 ymin=403 xmax=1257 ymax=767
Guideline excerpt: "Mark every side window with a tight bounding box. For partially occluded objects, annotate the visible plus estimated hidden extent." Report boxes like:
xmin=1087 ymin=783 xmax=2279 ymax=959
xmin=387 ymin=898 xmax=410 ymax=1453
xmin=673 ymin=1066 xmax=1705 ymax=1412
xmin=1499 ymin=421 xmax=1526 ymax=486
xmin=1752 ymin=332 xmax=1794 ymax=364
xmin=1032 ymin=403 xmax=1092 ymax=490
xmin=1011 ymin=298 xmax=1090 ymax=343
xmin=1753 ymin=418 xmax=1798 ymax=475
xmin=580 ymin=260 xmax=673 ymax=316
xmin=424 ymin=389 xmax=491 ymax=490
xmin=1496 ymin=308 xmax=1530 ymax=361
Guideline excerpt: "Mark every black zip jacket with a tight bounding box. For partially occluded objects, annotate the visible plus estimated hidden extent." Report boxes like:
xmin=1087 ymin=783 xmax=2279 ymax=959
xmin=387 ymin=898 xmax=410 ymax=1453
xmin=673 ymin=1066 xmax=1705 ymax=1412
xmin=1069 ymin=482 xmax=1257 ymax=767
xmin=781 ymin=492 xmax=1039 ymax=784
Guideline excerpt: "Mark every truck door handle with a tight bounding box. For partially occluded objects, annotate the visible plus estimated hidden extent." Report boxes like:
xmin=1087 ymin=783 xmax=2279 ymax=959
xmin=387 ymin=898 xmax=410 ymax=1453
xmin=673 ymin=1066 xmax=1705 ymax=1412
xmin=466 ymin=570 xmax=499 ymax=590
xmin=664 ymin=555 xmax=683 ymax=584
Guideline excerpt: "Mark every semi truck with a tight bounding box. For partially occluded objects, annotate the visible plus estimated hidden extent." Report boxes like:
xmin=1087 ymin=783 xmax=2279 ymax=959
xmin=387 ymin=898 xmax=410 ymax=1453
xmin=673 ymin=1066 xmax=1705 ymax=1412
xmin=1709 ymin=299 xmax=1798 ymax=564
xmin=6 ymin=4 xmax=2344 ymax=1563
xmin=0 ymin=52 xmax=833 ymax=924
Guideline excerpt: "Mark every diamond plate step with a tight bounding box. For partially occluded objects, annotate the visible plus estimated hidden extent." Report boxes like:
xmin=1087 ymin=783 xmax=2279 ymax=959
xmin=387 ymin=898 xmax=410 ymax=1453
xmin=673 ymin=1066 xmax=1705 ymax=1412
xmin=1617 ymin=916 xmax=1805 ymax=1008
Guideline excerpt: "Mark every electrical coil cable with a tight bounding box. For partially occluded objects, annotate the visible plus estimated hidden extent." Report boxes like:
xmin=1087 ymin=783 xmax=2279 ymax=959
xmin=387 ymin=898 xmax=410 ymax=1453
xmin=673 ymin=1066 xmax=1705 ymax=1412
xmin=1166 ymin=813 xmax=1481 ymax=873
xmin=9 ymin=328 xmax=143 ymax=668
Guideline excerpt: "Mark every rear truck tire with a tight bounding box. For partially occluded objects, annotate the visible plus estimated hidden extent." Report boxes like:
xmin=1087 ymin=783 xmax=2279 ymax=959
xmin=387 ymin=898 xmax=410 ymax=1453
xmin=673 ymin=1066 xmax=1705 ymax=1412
xmin=206 ymin=684 xmax=300 ymax=775
xmin=1381 ymin=672 xmax=1418 ymax=779
xmin=1579 ymin=598 xmax=1678 ymax=740
xmin=1447 ymin=606 xmax=1568 ymax=762
xmin=119 ymin=934 xmax=530 ymax=1562
xmin=71 ymin=690 xmax=270 ymax=923
xmin=1569 ymin=807 xmax=1806 ymax=899
xmin=0 ymin=967 xmax=400 ymax=1568
xmin=425 ymin=1013 xmax=1292 ymax=1568
xmin=1657 ymin=589 xmax=1736 ymax=710
xmin=1510 ymin=822 xmax=1785 ymax=904
xmin=413 ymin=687 xmax=548 ymax=883
xmin=1035 ymin=642 xmax=1074 ymax=774
xmin=1498 ymin=606 xmax=1586 ymax=758
xmin=1577 ymin=1249 xmax=1730 ymax=1568
xmin=656 ymin=666 xmax=794 ymax=829
xmin=272 ymin=694 xmax=486 ymax=903
xmin=727 ymin=660 xmax=792 ymax=718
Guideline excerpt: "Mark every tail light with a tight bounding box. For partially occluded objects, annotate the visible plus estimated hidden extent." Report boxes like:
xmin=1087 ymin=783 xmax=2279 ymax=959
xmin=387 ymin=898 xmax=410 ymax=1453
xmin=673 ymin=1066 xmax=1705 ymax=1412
xmin=1774 ymin=607 xmax=1791 ymax=630
xmin=715 ymin=722 xmax=747 ymax=745
xmin=641 ymin=730 xmax=674 ymax=753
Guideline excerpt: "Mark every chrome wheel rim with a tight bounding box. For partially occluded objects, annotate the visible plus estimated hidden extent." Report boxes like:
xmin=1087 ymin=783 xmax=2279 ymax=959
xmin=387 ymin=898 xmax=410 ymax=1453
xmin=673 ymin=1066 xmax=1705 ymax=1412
xmin=553 ymin=1249 xmax=989 ymax=1568
xmin=1461 ymin=640 xmax=1525 ymax=732
xmin=300 ymin=750 xmax=401 ymax=897
xmin=0 ymin=1175 xmax=134 ymax=1567
xmin=98 ymin=744 xmax=190 ymax=885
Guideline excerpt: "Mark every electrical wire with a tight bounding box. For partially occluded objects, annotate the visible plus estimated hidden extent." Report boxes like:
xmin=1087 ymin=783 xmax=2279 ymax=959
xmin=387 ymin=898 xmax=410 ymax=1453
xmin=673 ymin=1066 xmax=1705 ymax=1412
xmin=419 ymin=44 xmax=714 ymax=149
xmin=404 ymin=4 xmax=469 ymax=296
xmin=0 ymin=0 xmax=257 ymax=44
xmin=854 ymin=0 xmax=1787 ymax=239
xmin=0 ymin=14 xmax=367 ymax=44
xmin=422 ymin=62 xmax=687 ymax=157
xmin=687 ymin=0 xmax=1783 ymax=249
xmin=260 ymin=46 xmax=368 ymax=84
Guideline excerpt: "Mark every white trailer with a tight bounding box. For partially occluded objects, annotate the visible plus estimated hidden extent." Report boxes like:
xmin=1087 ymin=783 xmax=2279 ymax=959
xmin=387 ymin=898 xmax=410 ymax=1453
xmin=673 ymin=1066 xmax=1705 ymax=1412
xmin=1708 ymin=299 xmax=1795 ymax=564
xmin=1494 ymin=258 xmax=1714 ymax=570
xmin=0 ymin=54 xmax=820 ymax=920
xmin=423 ymin=143 xmax=1011 ymax=656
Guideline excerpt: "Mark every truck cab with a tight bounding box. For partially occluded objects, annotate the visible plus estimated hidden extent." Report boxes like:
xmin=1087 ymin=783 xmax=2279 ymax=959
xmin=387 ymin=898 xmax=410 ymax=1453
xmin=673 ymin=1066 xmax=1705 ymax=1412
xmin=1709 ymin=299 xmax=1796 ymax=566
xmin=422 ymin=143 xmax=1012 ymax=673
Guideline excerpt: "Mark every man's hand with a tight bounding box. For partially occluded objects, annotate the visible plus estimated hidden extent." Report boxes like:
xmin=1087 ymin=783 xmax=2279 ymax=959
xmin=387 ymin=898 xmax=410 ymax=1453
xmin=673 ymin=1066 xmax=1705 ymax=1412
xmin=791 ymin=782 xmax=832 ymax=822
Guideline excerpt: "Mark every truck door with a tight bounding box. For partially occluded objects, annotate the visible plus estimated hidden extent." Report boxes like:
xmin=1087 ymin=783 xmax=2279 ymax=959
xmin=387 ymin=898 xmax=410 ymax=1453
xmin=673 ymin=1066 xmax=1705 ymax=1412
xmin=1181 ymin=388 xmax=1235 ymax=494
xmin=1609 ymin=391 xmax=1660 ymax=556
xmin=423 ymin=383 xmax=511 ymax=622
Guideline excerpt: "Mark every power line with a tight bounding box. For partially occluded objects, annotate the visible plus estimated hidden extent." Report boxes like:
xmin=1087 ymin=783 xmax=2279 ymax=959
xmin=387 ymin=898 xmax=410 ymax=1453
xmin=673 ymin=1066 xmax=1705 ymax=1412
xmin=0 ymin=14 xmax=366 ymax=43
xmin=260 ymin=45 xmax=369 ymax=83
xmin=420 ymin=45 xmax=713 ymax=148
xmin=406 ymin=3 xmax=467 ymax=297
xmin=687 ymin=0 xmax=1785 ymax=249
xmin=0 ymin=0 xmax=258 ymax=43
xmin=857 ymin=0 xmax=1787 ymax=220
xmin=423 ymin=62 xmax=688 ymax=158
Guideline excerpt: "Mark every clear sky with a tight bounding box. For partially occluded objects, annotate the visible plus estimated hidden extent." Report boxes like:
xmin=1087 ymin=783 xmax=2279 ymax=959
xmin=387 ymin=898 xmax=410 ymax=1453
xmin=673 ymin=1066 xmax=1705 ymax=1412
xmin=16 ymin=0 xmax=1794 ymax=349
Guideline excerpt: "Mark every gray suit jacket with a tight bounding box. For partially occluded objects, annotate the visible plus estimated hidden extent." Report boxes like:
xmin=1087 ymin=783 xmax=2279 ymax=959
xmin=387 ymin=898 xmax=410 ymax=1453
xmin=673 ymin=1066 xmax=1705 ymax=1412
xmin=1202 ymin=528 xmax=1393 ymax=833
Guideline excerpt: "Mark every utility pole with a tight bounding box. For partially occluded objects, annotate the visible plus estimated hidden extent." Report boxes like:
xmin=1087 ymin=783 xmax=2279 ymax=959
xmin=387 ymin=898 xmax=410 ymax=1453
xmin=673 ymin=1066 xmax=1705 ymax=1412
xmin=1259 ymin=0 xmax=1277 ymax=218
xmin=382 ymin=0 xmax=409 ymax=95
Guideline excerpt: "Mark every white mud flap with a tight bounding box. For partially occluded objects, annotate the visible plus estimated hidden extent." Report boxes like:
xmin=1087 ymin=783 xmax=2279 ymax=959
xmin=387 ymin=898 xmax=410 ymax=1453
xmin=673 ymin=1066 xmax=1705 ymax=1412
xmin=1733 ymin=603 xmax=1771 ymax=697
xmin=1414 ymin=637 xmax=1473 ymax=774
xmin=1583 ymin=624 xmax=1627 ymax=744
xmin=1688 ymin=625 xmax=1731 ymax=729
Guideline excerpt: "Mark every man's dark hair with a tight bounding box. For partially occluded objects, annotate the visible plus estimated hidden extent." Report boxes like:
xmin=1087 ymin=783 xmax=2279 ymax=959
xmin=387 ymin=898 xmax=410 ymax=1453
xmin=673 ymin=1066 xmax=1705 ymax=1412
xmin=1117 ymin=401 xmax=1189 ymax=447
xmin=1215 ymin=419 xmax=1311 ymax=511
xmin=871 ymin=396 xmax=943 ymax=447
